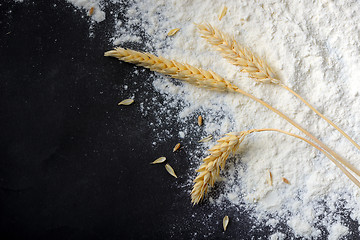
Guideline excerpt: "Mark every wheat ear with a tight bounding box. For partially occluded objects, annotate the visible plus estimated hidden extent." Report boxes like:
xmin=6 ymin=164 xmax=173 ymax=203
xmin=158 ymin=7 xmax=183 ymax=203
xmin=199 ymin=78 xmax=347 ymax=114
xmin=105 ymin=48 xmax=239 ymax=92
xmin=191 ymin=128 xmax=360 ymax=204
xmin=196 ymin=23 xmax=279 ymax=84
xmin=197 ymin=23 xmax=360 ymax=160
xmin=191 ymin=132 xmax=249 ymax=204
xmin=105 ymin=48 xmax=360 ymax=182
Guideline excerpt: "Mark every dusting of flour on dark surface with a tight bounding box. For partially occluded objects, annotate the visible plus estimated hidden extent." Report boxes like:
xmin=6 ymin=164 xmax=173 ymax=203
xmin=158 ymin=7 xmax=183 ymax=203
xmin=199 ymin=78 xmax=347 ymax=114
xmin=7 ymin=0 xmax=360 ymax=239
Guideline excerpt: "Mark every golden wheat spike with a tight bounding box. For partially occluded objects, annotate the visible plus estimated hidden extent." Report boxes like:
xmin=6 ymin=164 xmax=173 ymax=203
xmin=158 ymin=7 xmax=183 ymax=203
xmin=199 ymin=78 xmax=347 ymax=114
xmin=105 ymin=48 xmax=240 ymax=92
xmin=196 ymin=23 xmax=279 ymax=84
xmin=191 ymin=128 xmax=360 ymax=204
xmin=191 ymin=132 xmax=248 ymax=204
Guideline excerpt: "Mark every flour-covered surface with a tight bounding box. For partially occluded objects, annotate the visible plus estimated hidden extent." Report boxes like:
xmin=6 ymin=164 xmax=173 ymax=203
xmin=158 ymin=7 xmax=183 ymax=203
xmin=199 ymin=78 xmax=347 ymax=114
xmin=71 ymin=0 xmax=360 ymax=238
xmin=13 ymin=0 xmax=360 ymax=238
xmin=66 ymin=0 xmax=105 ymax=22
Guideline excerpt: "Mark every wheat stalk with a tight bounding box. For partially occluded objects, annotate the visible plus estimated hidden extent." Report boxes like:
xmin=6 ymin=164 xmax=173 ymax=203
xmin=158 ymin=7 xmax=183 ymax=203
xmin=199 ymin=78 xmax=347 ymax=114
xmin=105 ymin=48 xmax=360 ymax=185
xmin=191 ymin=128 xmax=360 ymax=204
xmin=280 ymin=84 xmax=360 ymax=153
xmin=197 ymin=22 xmax=360 ymax=159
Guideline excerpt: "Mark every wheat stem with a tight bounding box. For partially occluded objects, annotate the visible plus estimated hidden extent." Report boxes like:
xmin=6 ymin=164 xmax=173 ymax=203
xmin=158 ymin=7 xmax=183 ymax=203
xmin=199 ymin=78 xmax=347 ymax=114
xmin=105 ymin=48 xmax=360 ymax=180
xmin=253 ymin=129 xmax=360 ymax=189
xmin=234 ymin=88 xmax=360 ymax=177
xmin=191 ymin=128 xmax=360 ymax=204
xmin=196 ymin=23 xmax=360 ymax=177
xmin=280 ymin=83 xmax=360 ymax=152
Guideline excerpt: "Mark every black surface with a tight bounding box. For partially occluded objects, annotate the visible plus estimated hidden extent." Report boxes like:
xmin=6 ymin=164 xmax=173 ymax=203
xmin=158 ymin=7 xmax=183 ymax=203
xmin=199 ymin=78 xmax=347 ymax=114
xmin=1 ymin=1 xmax=359 ymax=239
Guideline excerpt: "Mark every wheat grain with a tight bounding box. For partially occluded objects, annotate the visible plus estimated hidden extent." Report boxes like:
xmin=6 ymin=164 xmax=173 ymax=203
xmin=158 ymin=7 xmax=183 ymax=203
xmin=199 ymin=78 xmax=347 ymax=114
xmin=196 ymin=23 xmax=279 ymax=84
xmin=151 ymin=156 xmax=166 ymax=164
xmin=223 ymin=215 xmax=229 ymax=231
xmin=282 ymin=177 xmax=290 ymax=184
xmin=167 ymin=28 xmax=180 ymax=36
xmin=89 ymin=7 xmax=94 ymax=16
xmin=118 ymin=99 xmax=134 ymax=105
xmin=198 ymin=115 xmax=203 ymax=126
xmin=165 ymin=163 xmax=178 ymax=178
xmin=173 ymin=143 xmax=181 ymax=152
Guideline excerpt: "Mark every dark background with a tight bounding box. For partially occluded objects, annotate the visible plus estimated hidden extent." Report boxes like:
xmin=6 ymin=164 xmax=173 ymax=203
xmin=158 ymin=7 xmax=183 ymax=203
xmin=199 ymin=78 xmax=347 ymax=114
xmin=0 ymin=1 xmax=358 ymax=239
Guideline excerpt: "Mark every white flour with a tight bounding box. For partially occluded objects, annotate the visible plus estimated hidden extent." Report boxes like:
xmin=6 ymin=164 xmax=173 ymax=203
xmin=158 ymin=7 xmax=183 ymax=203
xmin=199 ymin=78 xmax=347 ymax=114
xmin=66 ymin=0 xmax=105 ymax=22
xmin=68 ymin=0 xmax=360 ymax=238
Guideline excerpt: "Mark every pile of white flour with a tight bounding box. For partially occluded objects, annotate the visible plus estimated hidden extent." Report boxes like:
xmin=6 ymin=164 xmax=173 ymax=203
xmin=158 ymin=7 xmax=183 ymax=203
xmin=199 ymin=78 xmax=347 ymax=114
xmin=69 ymin=0 xmax=360 ymax=238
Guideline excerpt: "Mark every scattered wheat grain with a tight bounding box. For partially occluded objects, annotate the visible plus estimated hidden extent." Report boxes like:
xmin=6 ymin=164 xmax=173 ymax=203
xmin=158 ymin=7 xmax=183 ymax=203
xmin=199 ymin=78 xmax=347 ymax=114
xmin=282 ymin=177 xmax=290 ymax=184
xmin=151 ymin=157 xmax=166 ymax=164
xmin=89 ymin=7 xmax=94 ymax=16
xmin=223 ymin=215 xmax=229 ymax=231
xmin=167 ymin=28 xmax=180 ymax=36
xmin=198 ymin=115 xmax=203 ymax=126
xmin=165 ymin=164 xmax=178 ymax=178
xmin=118 ymin=99 xmax=134 ymax=105
xmin=173 ymin=143 xmax=181 ymax=152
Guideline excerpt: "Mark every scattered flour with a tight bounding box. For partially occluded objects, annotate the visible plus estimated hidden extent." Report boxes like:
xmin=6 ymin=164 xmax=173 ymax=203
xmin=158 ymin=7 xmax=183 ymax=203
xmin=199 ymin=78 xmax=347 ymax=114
xmin=328 ymin=222 xmax=349 ymax=240
xmin=66 ymin=0 xmax=105 ymax=22
xmin=269 ymin=232 xmax=286 ymax=240
xmin=66 ymin=0 xmax=360 ymax=238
